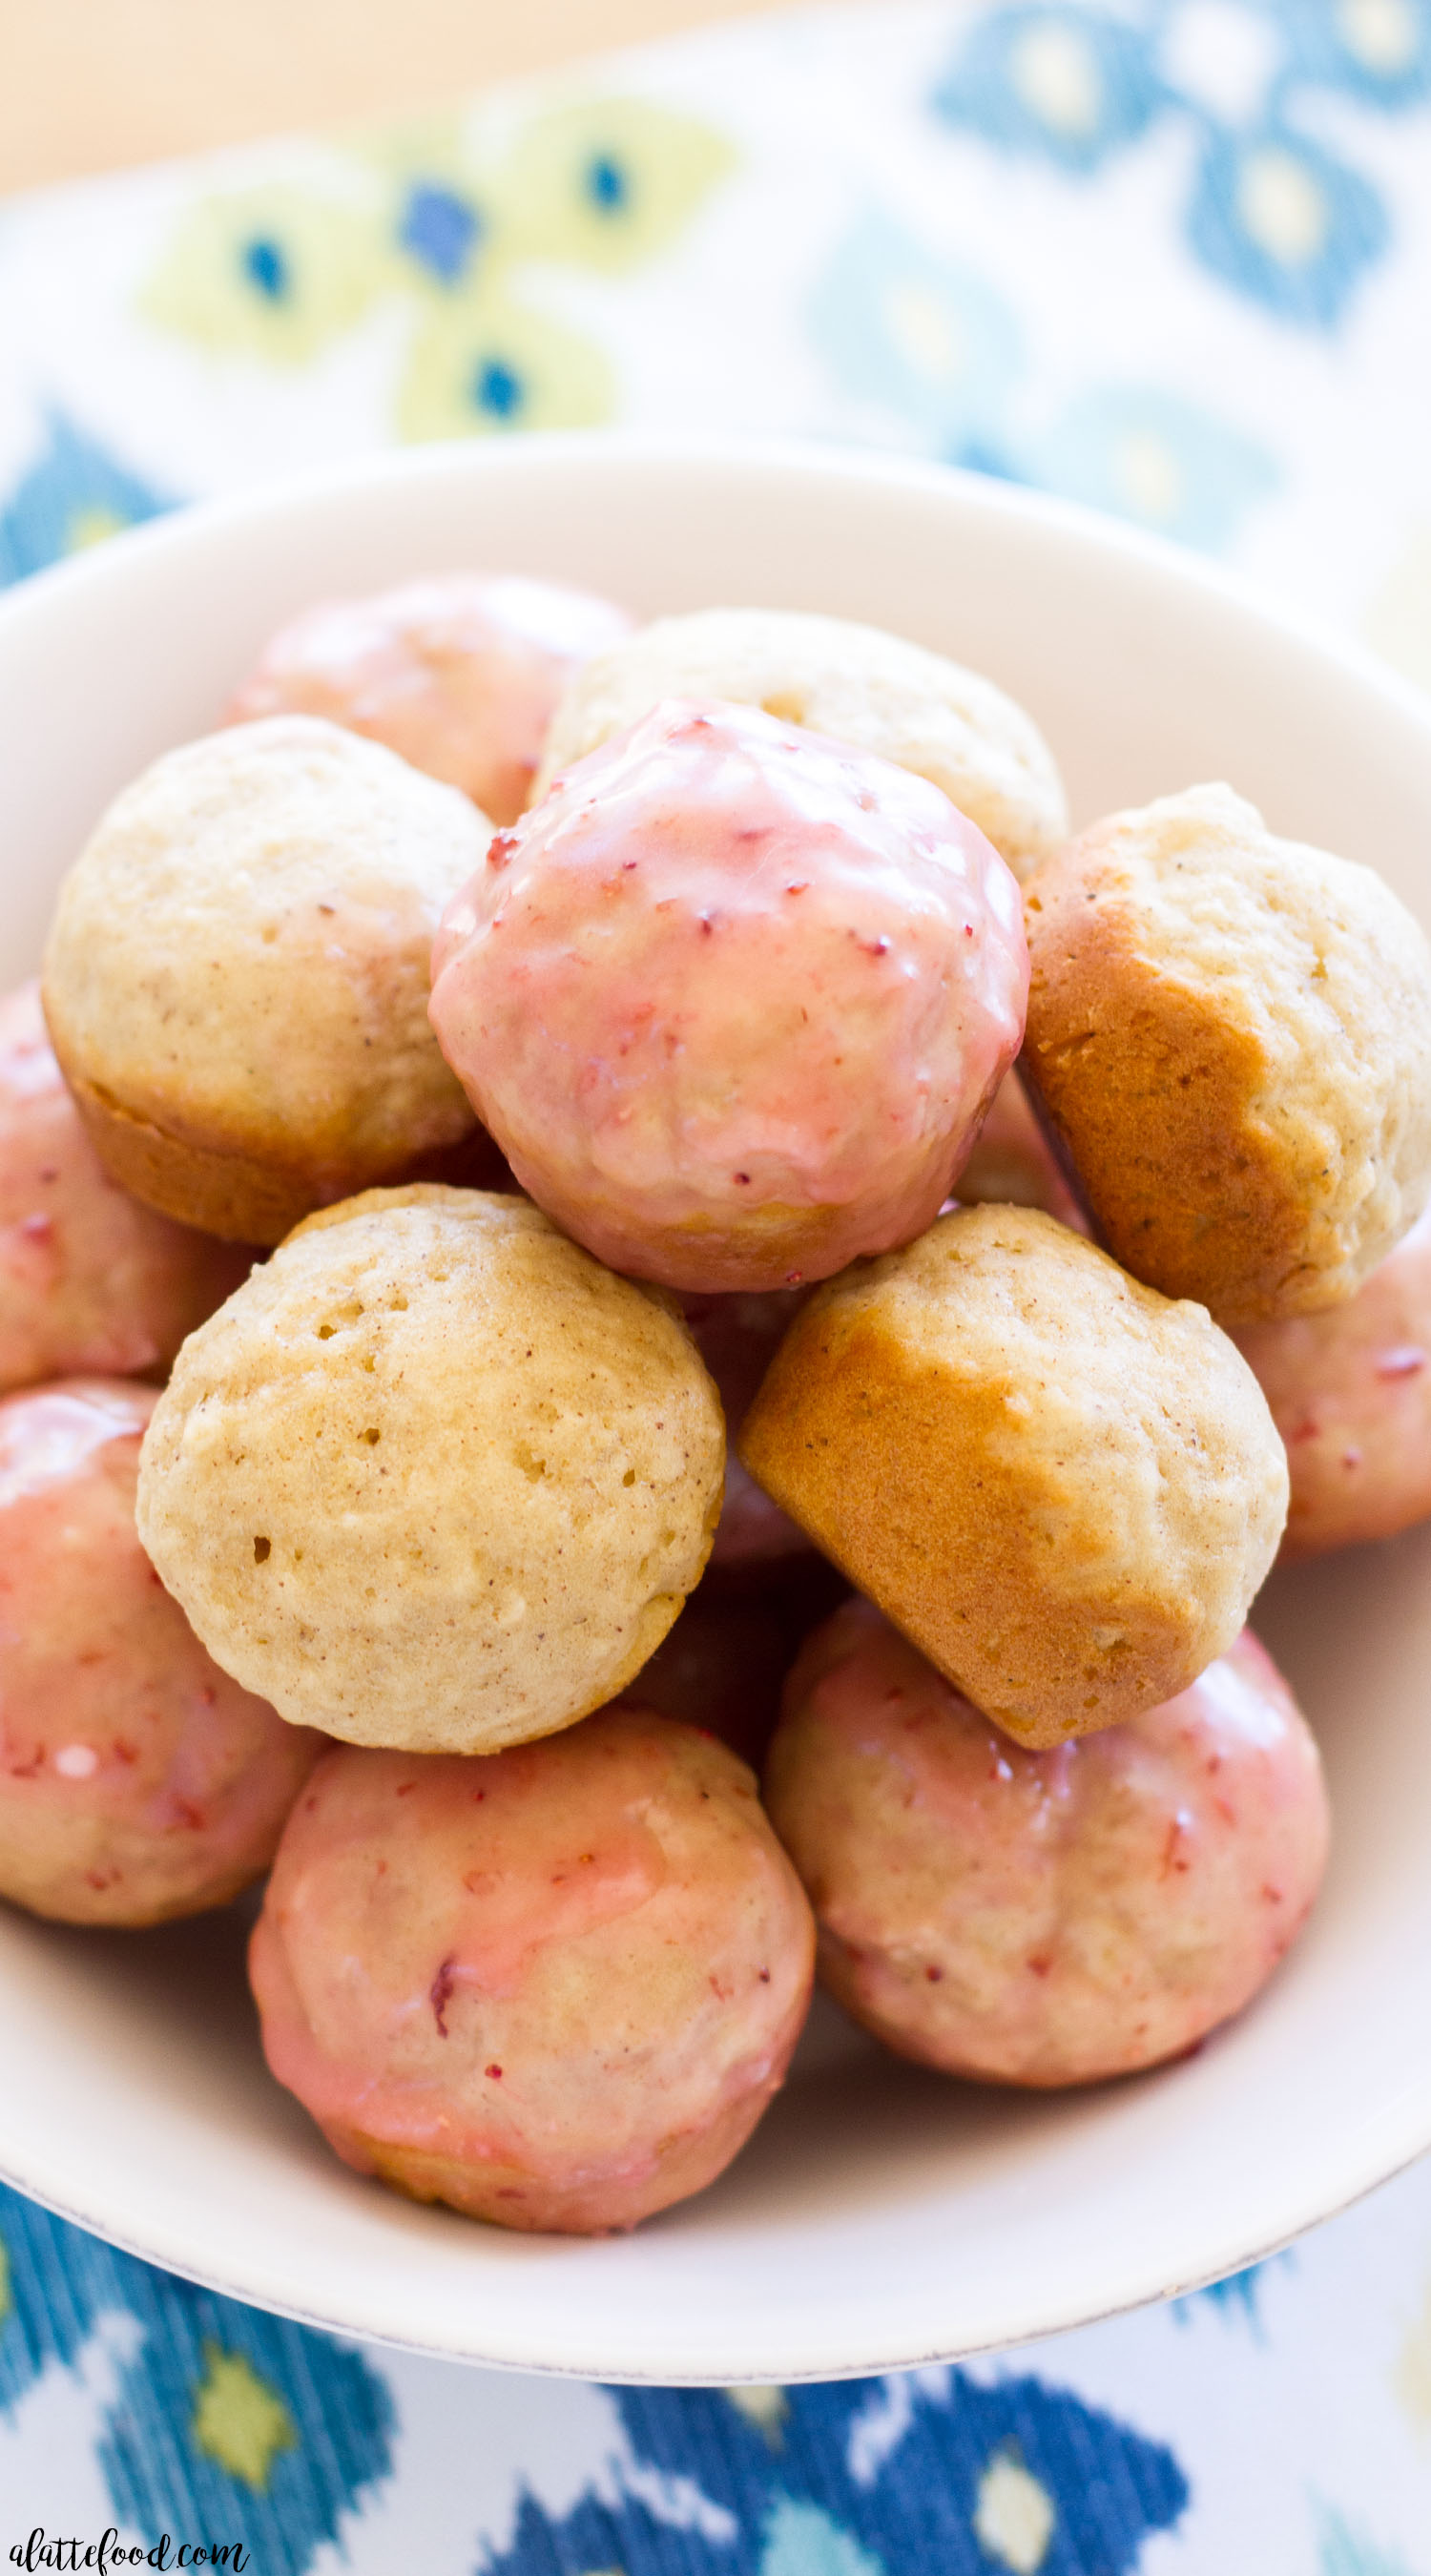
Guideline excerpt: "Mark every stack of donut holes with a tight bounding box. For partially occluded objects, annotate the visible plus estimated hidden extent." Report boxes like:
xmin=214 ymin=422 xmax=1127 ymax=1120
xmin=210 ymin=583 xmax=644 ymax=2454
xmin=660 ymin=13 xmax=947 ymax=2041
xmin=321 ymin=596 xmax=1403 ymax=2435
xmin=10 ymin=565 xmax=1430 ymax=2235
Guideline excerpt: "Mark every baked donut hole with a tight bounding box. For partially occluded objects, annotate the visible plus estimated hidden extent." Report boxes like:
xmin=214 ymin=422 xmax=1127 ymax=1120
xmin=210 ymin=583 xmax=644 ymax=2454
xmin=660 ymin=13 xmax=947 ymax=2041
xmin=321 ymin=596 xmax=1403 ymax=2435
xmin=0 ymin=1378 xmax=320 ymax=1926
xmin=228 ymin=571 xmax=634 ymax=826
xmin=738 ymin=1202 xmax=1288 ymax=1747
xmin=43 ymin=716 xmax=492 ymax=1244
xmin=0 ymin=979 xmax=251 ymax=1393
xmin=532 ymin=604 xmax=1068 ymax=879
xmin=1021 ymin=783 xmax=1431 ymax=1326
xmin=136 ymin=1186 xmax=726 ymax=1756
xmin=248 ymin=1709 xmax=816 ymax=2233
xmin=1237 ymin=1201 xmax=1431 ymax=1557
xmin=764 ymin=1597 xmax=1329 ymax=2088
xmin=431 ymin=696 xmax=1029 ymax=1293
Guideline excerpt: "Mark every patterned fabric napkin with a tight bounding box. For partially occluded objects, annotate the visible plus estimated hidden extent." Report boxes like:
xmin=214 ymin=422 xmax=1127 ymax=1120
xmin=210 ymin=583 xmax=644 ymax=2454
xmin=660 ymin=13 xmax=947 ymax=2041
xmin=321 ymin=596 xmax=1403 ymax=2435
xmin=3 ymin=2 xmax=1431 ymax=2565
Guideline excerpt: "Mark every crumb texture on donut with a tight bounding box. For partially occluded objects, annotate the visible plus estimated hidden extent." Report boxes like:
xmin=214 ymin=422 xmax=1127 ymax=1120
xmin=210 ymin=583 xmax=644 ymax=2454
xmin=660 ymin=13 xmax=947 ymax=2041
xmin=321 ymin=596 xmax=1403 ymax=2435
xmin=42 ymin=716 xmax=487 ymax=1238
xmin=136 ymin=1186 xmax=725 ymax=1755
xmin=1022 ymin=783 xmax=1431 ymax=1324
xmin=532 ymin=605 xmax=1068 ymax=875
xmin=739 ymin=1203 xmax=1288 ymax=1746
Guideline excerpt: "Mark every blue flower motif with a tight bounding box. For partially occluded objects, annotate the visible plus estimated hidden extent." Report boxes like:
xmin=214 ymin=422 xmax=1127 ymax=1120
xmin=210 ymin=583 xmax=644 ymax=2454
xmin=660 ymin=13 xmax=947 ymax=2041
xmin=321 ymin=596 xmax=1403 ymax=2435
xmin=929 ymin=0 xmax=1416 ymax=329
xmin=1170 ymin=2252 xmax=1299 ymax=2337
xmin=1027 ymin=384 xmax=1277 ymax=549
xmin=481 ymin=2369 xmax=1189 ymax=2574
xmin=0 ymin=410 xmax=176 ymax=586
xmin=586 ymin=151 xmax=631 ymax=213
xmin=808 ymin=212 xmax=1023 ymax=451
xmin=473 ymin=355 xmax=524 ymax=417
xmin=1187 ymin=120 xmax=1388 ymax=324
xmin=240 ymin=237 xmax=290 ymax=301
xmin=806 ymin=214 xmax=1276 ymax=553
xmin=932 ymin=5 xmax=1165 ymax=175
xmin=398 ymin=178 xmax=485 ymax=286
xmin=1315 ymin=2497 xmax=1422 ymax=2576
xmin=1280 ymin=0 xmax=1431 ymax=110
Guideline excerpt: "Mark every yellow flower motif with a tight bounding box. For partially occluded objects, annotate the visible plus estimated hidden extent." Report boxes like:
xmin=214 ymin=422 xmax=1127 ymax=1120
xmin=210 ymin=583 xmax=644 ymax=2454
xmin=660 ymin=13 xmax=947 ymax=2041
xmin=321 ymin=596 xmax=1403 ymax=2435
xmin=140 ymin=181 xmax=385 ymax=364
xmin=137 ymin=93 xmax=736 ymax=440
xmin=66 ymin=505 xmax=129 ymax=552
xmin=398 ymin=282 xmax=613 ymax=442
xmin=725 ymin=2382 xmax=790 ymax=2445
xmin=191 ymin=2341 xmax=298 ymax=2491
xmin=495 ymin=97 xmax=737 ymax=275
xmin=972 ymin=2447 xmax=1056 ymax=2573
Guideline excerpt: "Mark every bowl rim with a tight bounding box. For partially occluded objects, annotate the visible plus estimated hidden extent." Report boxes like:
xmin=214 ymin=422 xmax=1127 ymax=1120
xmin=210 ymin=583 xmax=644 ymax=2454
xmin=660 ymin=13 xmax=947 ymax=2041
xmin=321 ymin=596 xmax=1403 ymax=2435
xmin=4 ymin=427 xmax=1431 ymax=2382
xmin=6 ymin=424 xmax=1431 ymax=752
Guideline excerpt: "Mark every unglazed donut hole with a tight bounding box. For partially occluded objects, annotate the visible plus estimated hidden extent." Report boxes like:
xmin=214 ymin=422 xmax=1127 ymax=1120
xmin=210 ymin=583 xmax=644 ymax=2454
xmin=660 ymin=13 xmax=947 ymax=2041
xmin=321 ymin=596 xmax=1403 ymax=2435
xmin=1022 ymin=783 xmax=1431 ymax=1325
xmin=136 ymin=1186 xmax=726 ymax=1755
xmin=739 ymin=1203 xmax=1288 ymax=1747
xmin=764 ymin=1597 xmax=1329 ymax=2088
xmin=228 ymin=571 xmax=633 ymax=826
xmin=43 ymin=716 xmax=490 ymax=1244
xmin=0 ymin=1378 xmax=320 ymax=1926
xmin=248 ymin=1709 xmax=816 ymax=2233
xmin=532 ymin=605 xmax=1068 ymax=878
xmin=430 ymin=696 xmax=1028 ymax=1292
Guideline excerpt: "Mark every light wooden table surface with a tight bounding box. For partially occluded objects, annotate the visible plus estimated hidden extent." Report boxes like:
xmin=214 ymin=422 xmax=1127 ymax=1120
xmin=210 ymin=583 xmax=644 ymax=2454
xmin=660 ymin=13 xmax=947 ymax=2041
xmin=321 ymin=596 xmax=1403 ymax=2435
xmin=1 ymin=0 xmax=789 ymax=194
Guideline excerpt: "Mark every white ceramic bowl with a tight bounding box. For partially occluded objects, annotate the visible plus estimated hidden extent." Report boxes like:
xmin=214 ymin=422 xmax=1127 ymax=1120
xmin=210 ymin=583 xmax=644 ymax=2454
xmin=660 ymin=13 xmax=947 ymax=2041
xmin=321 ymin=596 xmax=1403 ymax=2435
xmin=3 ymin=434 xmax=1430 ymax=2385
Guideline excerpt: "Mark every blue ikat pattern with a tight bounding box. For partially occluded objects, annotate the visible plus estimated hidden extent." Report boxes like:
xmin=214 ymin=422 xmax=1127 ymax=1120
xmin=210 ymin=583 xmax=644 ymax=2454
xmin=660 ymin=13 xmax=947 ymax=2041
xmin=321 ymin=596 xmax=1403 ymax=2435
xmin=3 ymin=3 xmax=1431 ymax=2563
xmin=932 ymin=0 xmax=1430 ymax=328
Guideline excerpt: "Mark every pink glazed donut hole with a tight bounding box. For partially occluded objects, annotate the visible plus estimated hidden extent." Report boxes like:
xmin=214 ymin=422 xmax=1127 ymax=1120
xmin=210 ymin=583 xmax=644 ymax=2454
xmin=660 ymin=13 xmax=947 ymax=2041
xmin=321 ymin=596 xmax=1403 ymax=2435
xmin=764 ymin=1597 xmax=1329 ymax=2089
xmin=227 ymin=572 xmax=634 ymax=826
xmin=0 ymin=981 xmax=250 ymax=1395
xmin=1236 ymin=1203 xmax=1431 ymax=1558
xmin=0 ymin=1379 xmax=321 ymax=1926
xmin=429 ymin=699 xmax=1029 ymax=1293
xmin=249 ymin=1708 xmax=816 ymax=2234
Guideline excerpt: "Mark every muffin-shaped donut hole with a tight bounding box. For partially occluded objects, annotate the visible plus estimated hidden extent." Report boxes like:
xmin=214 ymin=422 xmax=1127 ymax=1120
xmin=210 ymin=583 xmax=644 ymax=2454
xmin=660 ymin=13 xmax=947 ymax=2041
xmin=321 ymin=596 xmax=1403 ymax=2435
xmin=0 ymin=980 xmax=251 ymax=1393
xmin=229 ymin=571 xmax=634 ymax=825
xmin=532 ymin=605 xmax=1068 ymax=877
xmin=248 ymin=1709 xmax=816 ymax=2233
xmin=0 ymin=1378 xmax=320 ymax=1926
xmin=43 ymin=717 xmax=491 ymax=1244
xmin=765 ymin=1598 xmax=1329 ymax=2088
xmin=1021 ymin=783 xmax=1431 ymax=1325
xmin=432 ymin=697 xmax=1029 ymax=1293
xmin=136 ymin=1187 xmax=726 ymax=1755
xmin=739 ymin=1204 xmax=1288 ymax=1746
xmin=1237 ymin=1202 xmax=1431 ymax=1556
